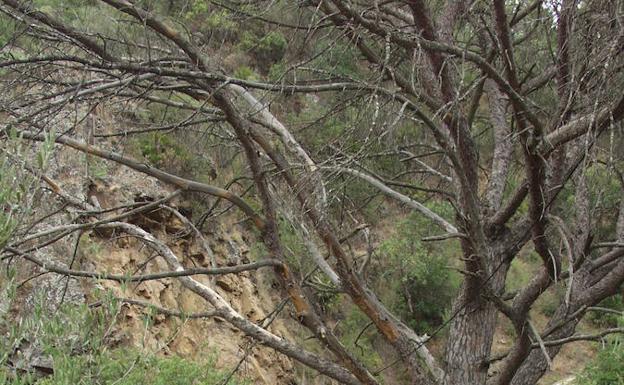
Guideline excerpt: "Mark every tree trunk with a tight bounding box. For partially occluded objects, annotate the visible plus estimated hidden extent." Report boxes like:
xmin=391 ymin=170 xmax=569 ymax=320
xmin=443 ymin=291 xmax=498 ymax=385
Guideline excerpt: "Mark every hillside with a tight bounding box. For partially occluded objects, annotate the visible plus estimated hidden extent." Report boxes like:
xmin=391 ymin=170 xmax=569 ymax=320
xmin=1 ymin=1 xmax=624 ymax=385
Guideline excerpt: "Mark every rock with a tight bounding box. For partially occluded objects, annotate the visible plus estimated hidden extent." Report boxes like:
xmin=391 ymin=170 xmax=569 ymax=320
xmin=216 ymin=276 xmax=236 ymax=293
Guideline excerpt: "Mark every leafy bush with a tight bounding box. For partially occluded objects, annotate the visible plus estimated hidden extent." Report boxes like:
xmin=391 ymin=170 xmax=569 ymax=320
xmin=135 ymin=132 xmax=204 ymax=177
xmin=578 ymin=325 xmax=624 ymax=385
xmin=275 ymin=215 xmax=312 ymax=273
xmin=536 ymin=286 xmax=566 ymax=317
xmin=555 ymin=163 xmax=624 ymax=239
xmin=335 ymin=307 xmax=383 ymax=369
xmin=86 ymin=156 xmax=109 ymax=179
xmin=234 ymin=65 xmax=259 ymax=81
xmin=268 ymin=62 xmax=288 ymax=82
xmin=185 ymin=5 xmax=238 ymax=42
xmin=138 ymin=133 xmax=180 ymax=166
xmin=239 ymin=31 xmax=287 ymax=66
xmin=0 ymin=129 xmax=54 ymax=249
xmin=378 ymin=211 xmax=459 ymax=333
xmin=589 ymin=295 xmax=624 ymax=327
xmin=0 ymin=289 xmax=242 ymax=385
xmin=0 ymin=17 xmax=16 ymax=49
xmin=34 ymin=350 xmax=242 ymax=385
xmin=312 ymin=40 xmax=361 ymax=78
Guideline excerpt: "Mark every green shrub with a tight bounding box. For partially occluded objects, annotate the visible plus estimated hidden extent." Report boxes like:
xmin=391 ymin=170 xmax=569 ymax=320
xmin=0 ymin=129 xmax=54 ymax=249
xmin=537 ymin=286 xmax=565 ymax=317
xmin=33 ymin=349 xmax=243 ymax=385
xmin=312 ymin=40 xmax=361 ymax=78
xmin=0 ymin=290 xmax=242 ymax=385
xmin=185 ymin=0 xmax=209 ymax=19
xmin=136 ymin=132 xmax=195 ymax=174
xmin=578 ymin=325 xmax=624 ymax=385
xmin=0 ymin=17 xmax=16 ymax=49
xmin=234 ymin=65 xmax=259 ymax=81
xmin=185 ymin=5 xmax=238 ymax=42
xmin=586 ymin=164 xmax=624 ymax=238
xmin=276 ymin=216 xmax=309 ymax=273
xmin=335 ymin=307 xmax=383 ymax=369
xmin=87 ymin=157 xmax=109 ymax=179
xmin=268 ymin=62 xmax=288 ymax=82
xmin=505 ymin=257 xmax=534 ymax=292
xmin=239 ymin=30 xmax=287 ymax=66
xmin=378 ymin=211 xmax=459 ymax=333
xmin=589 ymin=295 xmax=624 ymax=327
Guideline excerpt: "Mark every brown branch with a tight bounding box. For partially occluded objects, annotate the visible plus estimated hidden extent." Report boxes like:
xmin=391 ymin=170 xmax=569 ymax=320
xmin=10 ymin=190 xmax=182 ymax=247
xmin=99 ymin=0 xmax=208 ymax=71
xmin=324 ymin=0 xmax=543 ymax=131
xmin=487 ymin=327 xmax=624 ymax=364
xmin=543 ymin=93 xmax=624 ymax=152
xmin=216 ymin=92 xmax=381 ymax=385
xmin=405 ymin=0 xmax=455 ymax=103
xmin=15 ymin=130 xmax=265 ymax=229
xmin=9 ymin=246 xmax=282 ymax=282
xmin=493 ymin=0 xmax=557 ymax=284
xmin=1 ymin=0 xmax=115 ymax=61
xmin=107 ymin=221 xmax=363 ymax=385
xmin=89 ymin=297 xmax=223 ymax=319
xmin=332 ymin=167 xmax=459 ymax=234
xmin=248 ymin=126 xmax=442 ymax=383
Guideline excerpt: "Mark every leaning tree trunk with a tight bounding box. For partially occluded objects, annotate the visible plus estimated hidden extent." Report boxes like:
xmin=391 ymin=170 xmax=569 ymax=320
xmin=509 ymin=314 xmax=580 ymax=385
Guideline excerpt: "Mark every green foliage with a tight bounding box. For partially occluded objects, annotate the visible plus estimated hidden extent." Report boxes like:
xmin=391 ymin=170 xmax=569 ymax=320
xmin=0 ymin=17 xmax=17 ymax=49
xmin=239 ymin=30 xmax=287 ymax=66
xmin=578 ymin=323 xmax=624 ymax=385
xmin=276 ymin=216 xmax=309 ymax=272
xmin=312 ymin=40 xmax=360 ymax=78
xmin=335 ymin=307 xmax=383 ymax=369
xmin=0 ymin=288 xmax=113 ymax=384
xmin=78 ymin=234 xmax=102 ymax=257
xmin=234 ymin=65 xmax=259 ymax=81
xmin=205 ymin=10 xmax=238 ymax=32
xmin=536 ymin=285 xmax=566 ymax=317
xmin=34 ymin=0 xmax=98 ymax=21
xmin=87 ymin=157 xmax=109 ymax=179
xmin=138 ymin=133 xmax=180 ymax=166
xmin=554 ymin=163 xmax=624 ymax=239
xmin=505 ymin=253 xmax=537 ymax=293
xmin=589 ymin=295 xmax=624 ymax=328
xmin=0 ymin=287 xmax=242 ymax=385
xmin=248 ymin=239 xmax=268 ymax=263
xmin=32 ymin=1 xmax=109 ymax=35
xmin=185 ymin=5 xmax=238 ymax=41
xmin=33 ymin=350 xmax=242 ymax=385
xmin=184 ymin=0 xmax=210 ymax=19
xmin=124 ymin=99 xmax=219 ymax=180
xmin=0 ymin=131 xmax=53 ymax=249
xmin=377 ymin=209 xmax=459 ymax=333
xmin=268 ymin=62 xmax=288 ymax=82
xmin=585 ymin=164 xmax=623 ymax=237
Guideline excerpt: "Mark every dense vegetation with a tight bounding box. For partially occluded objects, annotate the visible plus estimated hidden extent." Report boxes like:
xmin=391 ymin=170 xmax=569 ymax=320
xmin=0 ymin=1 xmax=623 ymax=384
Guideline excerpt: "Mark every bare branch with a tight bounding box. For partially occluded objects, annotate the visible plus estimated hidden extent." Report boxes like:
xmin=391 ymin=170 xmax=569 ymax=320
xmin=6 ymin=246 xmax=282 ymax=282
xmin=13 ymin=129 xmax=265 ymax=229
xmin=331 ymin=167 xmax=459 ymax=235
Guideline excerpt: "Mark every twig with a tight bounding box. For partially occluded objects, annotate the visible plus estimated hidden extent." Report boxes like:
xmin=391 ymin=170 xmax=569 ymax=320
xmin=528 ymin=320 xmax=552 ymax=369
